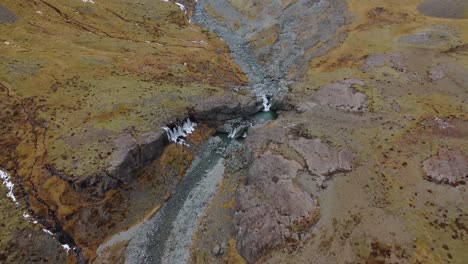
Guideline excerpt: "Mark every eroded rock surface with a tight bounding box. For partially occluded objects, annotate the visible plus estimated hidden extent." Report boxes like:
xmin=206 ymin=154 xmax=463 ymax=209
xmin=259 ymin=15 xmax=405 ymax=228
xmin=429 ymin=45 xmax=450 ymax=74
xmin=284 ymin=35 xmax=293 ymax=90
xmin=234 ymin=153 xmax=320 ymax=263
xmin=423 ymin=149 xmax=468 ymax=186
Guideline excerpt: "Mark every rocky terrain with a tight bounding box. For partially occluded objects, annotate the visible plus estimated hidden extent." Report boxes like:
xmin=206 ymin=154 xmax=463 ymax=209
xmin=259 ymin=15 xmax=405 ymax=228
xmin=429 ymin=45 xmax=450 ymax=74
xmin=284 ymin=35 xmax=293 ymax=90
xmin=1 ymin=0 xmax=467 ymax=264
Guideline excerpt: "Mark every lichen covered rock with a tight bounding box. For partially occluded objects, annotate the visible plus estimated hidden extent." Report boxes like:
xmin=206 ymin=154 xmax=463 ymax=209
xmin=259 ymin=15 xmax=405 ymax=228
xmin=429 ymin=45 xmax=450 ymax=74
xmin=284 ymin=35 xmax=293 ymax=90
xmin=290 ymin=137 xmax=354 ymax=178
xmin=315 ymin=81 xmax=366 ymax=112
xmin=234 ymin=153 xmax=320 ymax=263
xmin=423 ymin=149 xmax=467 ymax=186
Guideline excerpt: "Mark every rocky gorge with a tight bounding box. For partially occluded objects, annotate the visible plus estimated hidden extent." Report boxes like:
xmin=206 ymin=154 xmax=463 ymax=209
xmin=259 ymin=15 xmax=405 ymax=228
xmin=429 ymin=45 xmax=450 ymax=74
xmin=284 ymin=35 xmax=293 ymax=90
xmin=1 ymin=0 xmax=467 ymax=264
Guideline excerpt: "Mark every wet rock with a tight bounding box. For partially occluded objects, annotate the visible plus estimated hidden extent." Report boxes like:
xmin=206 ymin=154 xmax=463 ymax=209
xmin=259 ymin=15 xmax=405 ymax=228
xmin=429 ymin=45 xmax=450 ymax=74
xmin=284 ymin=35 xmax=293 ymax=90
xmin=218 ymin=118 xmax=252 ymax=139
xmin=0 ymin=4 xmax=17 ymax=24
xmin=315 ymin=81 xmax=366 ymax=112
xmin=423 ymin=149 xmax=467 ymax=186
xmin=234 ymin=153 xmax=320 ymax=263
xmin=289 ymin=137 xmax=354 ymax=179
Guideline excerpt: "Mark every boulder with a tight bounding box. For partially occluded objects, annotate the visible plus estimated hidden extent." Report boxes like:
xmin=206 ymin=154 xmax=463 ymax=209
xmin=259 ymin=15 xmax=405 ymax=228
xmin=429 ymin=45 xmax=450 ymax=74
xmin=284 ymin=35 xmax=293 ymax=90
xmin=315 ymin=81 xmax=366 ymax=112
xmin=234 ymin=153 xmax=320 ymax=263
xmin=104 ymin=131 xmax=166 ymax=187
xmin=289 ymin=137 xmax=354 ymax=178
xmin=423 ymin=148 xmax=467 ymax=186
xmin=194 ymin=93 xmax=259 ymax=121
xmin=0 ymin=4 xmax=17 ymax=24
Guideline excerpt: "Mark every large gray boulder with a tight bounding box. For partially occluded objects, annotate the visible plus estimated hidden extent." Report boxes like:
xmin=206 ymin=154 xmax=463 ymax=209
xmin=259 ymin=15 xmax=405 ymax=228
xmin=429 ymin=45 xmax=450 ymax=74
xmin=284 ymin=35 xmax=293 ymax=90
xmin=0 ymin=4 xmax=17 ymax=24
xmin=315 ymin=80 xmax=366 ymax=112
xmin=234 ymin=153 xmax=320 ymax=263
xmin=423 ymin=148 xmax=467 ymax=186
xmin=289 ymin=137 xmax=354 ymax=178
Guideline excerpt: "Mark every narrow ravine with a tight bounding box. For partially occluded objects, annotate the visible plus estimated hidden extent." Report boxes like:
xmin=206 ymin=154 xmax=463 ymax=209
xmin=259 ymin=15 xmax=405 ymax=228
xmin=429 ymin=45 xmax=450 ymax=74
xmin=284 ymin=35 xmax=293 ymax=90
xmin=99 ymin=1 xmax=287 ymax=263
xmin=122 ymin=138 xmax=226 ymax=263
xmin=192 ymin=0 xmax=289 ymax=104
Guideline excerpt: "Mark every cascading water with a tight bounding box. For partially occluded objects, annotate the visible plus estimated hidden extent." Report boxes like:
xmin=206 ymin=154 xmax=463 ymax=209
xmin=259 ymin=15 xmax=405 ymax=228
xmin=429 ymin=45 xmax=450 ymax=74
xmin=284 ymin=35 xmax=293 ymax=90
xmin=261 ymin=95 xmax=272 ymax=112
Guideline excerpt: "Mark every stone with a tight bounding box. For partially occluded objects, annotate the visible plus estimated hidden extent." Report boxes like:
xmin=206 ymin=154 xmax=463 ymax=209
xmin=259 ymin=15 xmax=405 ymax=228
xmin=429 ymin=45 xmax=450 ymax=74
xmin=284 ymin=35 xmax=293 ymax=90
xmin=360 ymin=53 xmax=406 ymax=72
xmin=422 ymin=149 xmax=468 ymax=186
xmin=0 ymin=4 xmax=17 ymax=24
xmin=289 ymin=137 xmax=354 ymax=177
xmin=315 ymin=81 xmax=366 ymax=112
xmin=212 ymin=243 xmax=224 ymax=256
xmin=234 ymin=153 xmax=320 ymax=263
xmin=418 ymin=0 xmax=468 ymax=19
xmin=429 ymin=63 xmax=448 ymax=80
xmin=245 ymin=125 xmax=287 ymax=152
xmin=194 ymin=93 xmax=258 ymax=121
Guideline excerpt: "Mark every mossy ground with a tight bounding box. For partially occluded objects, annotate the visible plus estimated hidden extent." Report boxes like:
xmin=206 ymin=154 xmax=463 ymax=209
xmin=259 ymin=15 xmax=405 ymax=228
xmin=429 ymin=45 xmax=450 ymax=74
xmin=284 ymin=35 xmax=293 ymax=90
xmin=0 ymin=0 xmax=246 ymax=261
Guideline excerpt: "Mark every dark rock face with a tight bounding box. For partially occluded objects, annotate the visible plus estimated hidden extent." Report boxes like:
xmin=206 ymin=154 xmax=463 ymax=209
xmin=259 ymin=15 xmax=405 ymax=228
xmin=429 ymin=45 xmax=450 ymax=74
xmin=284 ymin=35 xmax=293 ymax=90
xmin=0 ymin=4 xmax=17 ymax=24
xmin=234 ymin=153 xmax=320 ymax=263
xmin=423 ymin=149 xmax=467 ymax=186
xmin=47 ymin=131 xmax=167 ymax=196
xmin=194 ymin=93 xmax=259 ymax=121
xmin=315 ymin=80 xmax=366 ymax=112
xmin=107 ymin=131 xmax=166 ymax=183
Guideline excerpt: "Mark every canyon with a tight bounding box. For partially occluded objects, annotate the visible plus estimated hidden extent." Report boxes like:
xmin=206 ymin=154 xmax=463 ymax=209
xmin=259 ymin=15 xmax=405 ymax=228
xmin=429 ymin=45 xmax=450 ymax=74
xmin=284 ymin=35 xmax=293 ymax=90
xmin=0 ymin=0 xmax=467 ymax=264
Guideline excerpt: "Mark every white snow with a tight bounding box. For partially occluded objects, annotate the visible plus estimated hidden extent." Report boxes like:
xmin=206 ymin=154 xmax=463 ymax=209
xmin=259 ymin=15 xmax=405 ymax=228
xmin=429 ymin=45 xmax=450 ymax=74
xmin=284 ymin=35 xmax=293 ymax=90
xmin=61 ymin=244 xmax=72 ymax=253
xmin=163 ymin=118 xmax=197 ymax=145
xmin=82 ymin=0 xmax=95 ymax=4
xmin=175 ymin=2 xmax=185 ymax=11
xmin=0 ymin=169 xmax=18 ymax=205
xmin=43 ymin=229 xmax=54 ymax=235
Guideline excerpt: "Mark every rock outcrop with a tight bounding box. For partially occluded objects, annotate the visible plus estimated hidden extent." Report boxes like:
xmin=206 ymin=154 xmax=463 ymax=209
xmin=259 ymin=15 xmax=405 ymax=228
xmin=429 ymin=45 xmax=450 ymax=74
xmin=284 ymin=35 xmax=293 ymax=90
xmin=234 ymin=153 xmax=320 ymax=263
xmin=290 ymin=137 xmax=354 ymax=177
xmin=107 ymin=132 xmax=166 ymax=184
xmin=423 ymin=149 xmax=467 ymax=186
xmin=315 ymin=80 xmax=366 ymax=112
xmin=194 ymin=93 xmax=259 ymax=121
xmin=0 ymin=4 xmax=16 ymax=24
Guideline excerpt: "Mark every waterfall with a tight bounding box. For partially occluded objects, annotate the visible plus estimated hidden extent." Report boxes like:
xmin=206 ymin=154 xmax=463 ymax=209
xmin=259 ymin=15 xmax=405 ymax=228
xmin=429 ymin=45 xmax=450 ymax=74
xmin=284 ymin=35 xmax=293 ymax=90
xmin=262 ymin=95 xmax=272 ymax=112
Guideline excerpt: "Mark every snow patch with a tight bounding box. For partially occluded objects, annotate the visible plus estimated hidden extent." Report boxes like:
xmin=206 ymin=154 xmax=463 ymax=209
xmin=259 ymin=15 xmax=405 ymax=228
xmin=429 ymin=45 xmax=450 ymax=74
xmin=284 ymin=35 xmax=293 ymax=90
xmin=43 ymin=229 xmax=54 ymax=236
xmin=163 ymin=118 xmax=197 ymax=146
xmin=0 ymin=169 xmax=18 ymax=205
xmin=175 ymin=2 xmax=185 ymax=11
